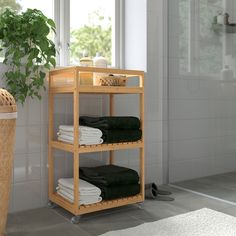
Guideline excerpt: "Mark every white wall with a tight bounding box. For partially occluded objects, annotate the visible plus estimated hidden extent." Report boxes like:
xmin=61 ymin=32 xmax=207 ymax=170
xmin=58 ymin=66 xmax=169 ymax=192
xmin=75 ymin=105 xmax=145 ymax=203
xmin=0 ymin=63 xmax=49 ymax=212
xmin=124 ymin=0 xmax=147 ymax=71
xmin=146 ymin=0 xmax=168 ymax=184
xmin=122 ymin=0 xmax=167 ymax=184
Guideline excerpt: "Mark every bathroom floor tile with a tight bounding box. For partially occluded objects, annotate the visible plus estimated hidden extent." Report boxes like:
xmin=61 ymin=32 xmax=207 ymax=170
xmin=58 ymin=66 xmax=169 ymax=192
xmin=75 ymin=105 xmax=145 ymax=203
xmin=7 ymin=186 xmax=236 ymax=236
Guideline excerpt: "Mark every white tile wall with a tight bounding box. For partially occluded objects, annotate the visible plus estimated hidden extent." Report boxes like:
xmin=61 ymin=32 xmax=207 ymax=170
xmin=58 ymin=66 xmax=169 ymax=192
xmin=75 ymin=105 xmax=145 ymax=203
xmin=143 ymin=0 xmax=168 ymax=185
xmin=13 ymin=181 xmax=42 ymax=212
xmin=168 ymin=0 xmax=236 ymax=182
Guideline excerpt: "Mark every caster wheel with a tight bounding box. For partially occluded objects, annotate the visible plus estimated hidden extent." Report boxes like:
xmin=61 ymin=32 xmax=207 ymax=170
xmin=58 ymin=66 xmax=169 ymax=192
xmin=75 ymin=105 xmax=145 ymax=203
xmin=137 ymin=202 xmax=144 ymax=209
xmin=71 ymin=216 xmax=81 ymax=224
xmin=47 ymin=201 xmax=57 ymax=209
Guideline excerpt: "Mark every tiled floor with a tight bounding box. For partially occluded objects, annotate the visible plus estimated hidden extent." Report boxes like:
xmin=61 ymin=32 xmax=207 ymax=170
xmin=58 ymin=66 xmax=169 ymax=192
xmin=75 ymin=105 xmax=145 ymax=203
xmin=173 ymin=171 xmax=236 ymax=203
xmin=6 ymin=185 xmax=236 ymax=236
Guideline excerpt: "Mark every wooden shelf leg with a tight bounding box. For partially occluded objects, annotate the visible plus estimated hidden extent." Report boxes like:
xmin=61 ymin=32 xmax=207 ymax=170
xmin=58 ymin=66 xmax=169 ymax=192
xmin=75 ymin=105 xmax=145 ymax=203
xmin=140 ymin=91 xmax=145 ymax=201
xmin=73 ymin=69 xmax=79 ymax=212
xmin=48 ymin=90 xmax=54 ymax=200
xmin=140 ymin=147 xmax=145 ymax=200
xmin=109 ymin=94 xmax=114 ymax=165
xmin=109 ymin=151 xmax=114 ymax=165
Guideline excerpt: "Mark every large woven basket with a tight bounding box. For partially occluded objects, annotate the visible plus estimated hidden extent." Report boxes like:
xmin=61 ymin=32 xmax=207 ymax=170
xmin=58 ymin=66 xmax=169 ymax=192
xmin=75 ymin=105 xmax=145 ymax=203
xmin=0 ymin=89 xmax=17 ymax=236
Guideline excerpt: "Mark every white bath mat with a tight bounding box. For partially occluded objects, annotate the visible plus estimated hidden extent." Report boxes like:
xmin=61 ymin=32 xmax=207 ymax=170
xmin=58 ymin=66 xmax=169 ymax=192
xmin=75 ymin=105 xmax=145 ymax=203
xmin=100 ymin=208 xmax=236 ymax=236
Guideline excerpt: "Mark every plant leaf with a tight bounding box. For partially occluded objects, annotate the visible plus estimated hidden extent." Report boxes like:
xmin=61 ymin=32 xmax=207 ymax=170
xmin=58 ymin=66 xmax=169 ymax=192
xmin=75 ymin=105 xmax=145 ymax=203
xmin=0 ymin=8 xmax=56 ymax=104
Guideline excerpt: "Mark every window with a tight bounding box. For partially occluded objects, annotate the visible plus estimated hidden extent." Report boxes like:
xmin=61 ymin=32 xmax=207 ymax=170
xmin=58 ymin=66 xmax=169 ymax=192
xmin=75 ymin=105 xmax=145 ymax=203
xmin=70 ymin=0 xmax=115 ymax=66
xmin=19 ymin=0 xmax=53 ymax=17
xmin=0 ymin=0 xmax=121 ymax=67
xmin=55 ymin=0 xmax=119 ymax=67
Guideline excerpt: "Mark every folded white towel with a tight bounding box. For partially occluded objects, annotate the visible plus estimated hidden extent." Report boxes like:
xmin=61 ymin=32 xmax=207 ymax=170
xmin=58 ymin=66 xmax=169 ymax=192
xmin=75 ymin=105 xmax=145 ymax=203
xmin=57 ymin=184 xmax=101 ymax=196
xmin=57 ymin=189 xmax=102 ymax=205
xmin=58 ymin=133 xmax=103 ymax=143
xmin=58 ymin=135 xmax=103 ymax=145
xmin=59 ymin=125 xmax=102 ymax=137
xmin=58 ymin=178 xmax=102 ymax=195
xmin=58 ymin=130 xmax=102 ymax=139
xmin=57 ymin=125 xmax=103 ymax=145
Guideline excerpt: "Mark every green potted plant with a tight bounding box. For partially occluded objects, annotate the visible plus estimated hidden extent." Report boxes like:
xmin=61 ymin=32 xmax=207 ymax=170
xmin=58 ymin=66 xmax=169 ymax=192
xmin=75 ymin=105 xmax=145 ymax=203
xmin=0 ymin=8 xmax=56 ymax=104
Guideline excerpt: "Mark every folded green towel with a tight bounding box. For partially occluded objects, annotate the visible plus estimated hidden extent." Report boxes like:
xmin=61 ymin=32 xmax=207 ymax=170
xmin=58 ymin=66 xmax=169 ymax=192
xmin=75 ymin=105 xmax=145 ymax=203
xmin=79 ymin=116 xmax=141 ymax=130
xmin=79 ymin=165 xmax=139 ymax=186
xmin=98 ymin=183 xmax=140 ymax=200
xmin=102 ymin=129 xmax=142 ymax=143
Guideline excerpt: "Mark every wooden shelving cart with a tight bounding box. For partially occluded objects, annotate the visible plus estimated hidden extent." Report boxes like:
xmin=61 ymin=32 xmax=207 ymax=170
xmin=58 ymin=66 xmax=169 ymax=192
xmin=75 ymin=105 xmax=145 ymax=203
xmin=48 ymin=66 xmax=145 ymax=223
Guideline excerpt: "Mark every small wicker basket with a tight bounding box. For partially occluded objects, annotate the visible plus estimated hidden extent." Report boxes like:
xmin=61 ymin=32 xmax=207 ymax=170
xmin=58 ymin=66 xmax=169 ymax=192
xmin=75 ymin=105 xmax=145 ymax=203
xmin=0 ymin=89 xmax=17 ymax=236
xmin=98 ymin=74 xmax=127 ymax=86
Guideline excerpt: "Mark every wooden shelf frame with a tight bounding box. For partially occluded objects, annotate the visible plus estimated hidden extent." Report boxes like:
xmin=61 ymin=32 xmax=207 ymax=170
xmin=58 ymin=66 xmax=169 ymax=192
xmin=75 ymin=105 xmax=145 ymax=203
xmin=48 ymin=66 xmax=145 ymax=217
xmin=48 ymin=66 xmax=144 ymax=95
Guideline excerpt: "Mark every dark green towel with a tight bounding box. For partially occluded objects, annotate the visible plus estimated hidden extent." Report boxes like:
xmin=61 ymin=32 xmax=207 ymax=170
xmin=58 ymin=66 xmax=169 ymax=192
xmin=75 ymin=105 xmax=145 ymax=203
xmin=79 ymin=165 xmax=139 ymax=186
xmin=102 ymin=129 xmax=142 ymax=143
xmin=79 ymin=116 xmax=141 ymax=130
xmin=98 ymin=183 xmax=140 ymax=200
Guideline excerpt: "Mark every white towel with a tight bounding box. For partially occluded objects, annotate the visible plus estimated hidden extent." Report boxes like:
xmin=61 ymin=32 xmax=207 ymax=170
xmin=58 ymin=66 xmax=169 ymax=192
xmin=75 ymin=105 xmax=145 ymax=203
xmin=58 ymin=178 xmax=101 ymax=195
xmin=57 ymin=125 xmax=103 ymax=145
xmin=58 ymin=135 xmax=103 ymax=145
xmin=58 ymin=130 xmax=102 ymax=139
xmin=57 ymin=132 xmax=103 ymax=143
xmin=57 ymin=189 xmax=102 ymax=205
xmin=59 ymin=125 xmax=102 ymax=137
xmin=57 ymin=184 xmax=101 ymax=196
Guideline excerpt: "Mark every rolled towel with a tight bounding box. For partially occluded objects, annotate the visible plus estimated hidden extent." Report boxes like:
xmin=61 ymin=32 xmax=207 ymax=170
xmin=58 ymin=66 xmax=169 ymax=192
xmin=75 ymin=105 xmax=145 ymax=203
xmin=58 ymin=178 xmax=102 ymax=196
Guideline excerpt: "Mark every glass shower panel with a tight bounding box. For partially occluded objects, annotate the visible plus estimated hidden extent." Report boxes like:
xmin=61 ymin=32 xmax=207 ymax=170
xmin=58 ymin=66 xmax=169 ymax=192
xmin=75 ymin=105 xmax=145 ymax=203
xmin=168 ymin=0 xmax=236 ymax=202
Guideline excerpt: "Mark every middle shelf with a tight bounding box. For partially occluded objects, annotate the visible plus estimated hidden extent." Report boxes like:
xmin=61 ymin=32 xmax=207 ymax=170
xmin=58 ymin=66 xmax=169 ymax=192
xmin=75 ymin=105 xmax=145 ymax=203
xmin=51 ymin=140 xmax=143 ymax=154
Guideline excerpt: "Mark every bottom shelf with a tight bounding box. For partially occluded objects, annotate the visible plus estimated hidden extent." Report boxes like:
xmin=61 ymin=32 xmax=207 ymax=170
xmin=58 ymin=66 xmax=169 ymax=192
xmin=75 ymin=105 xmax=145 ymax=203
xmin=50 ymin=192 xmax=144 ymax=215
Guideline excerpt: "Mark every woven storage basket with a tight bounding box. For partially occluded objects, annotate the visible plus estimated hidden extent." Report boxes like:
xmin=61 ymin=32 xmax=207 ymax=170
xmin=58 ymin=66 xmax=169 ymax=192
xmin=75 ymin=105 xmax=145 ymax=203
xmin=95 ymin=74 xmax=127 ymax=86
xmin=0 ymin=89 xmax=17 ymax=236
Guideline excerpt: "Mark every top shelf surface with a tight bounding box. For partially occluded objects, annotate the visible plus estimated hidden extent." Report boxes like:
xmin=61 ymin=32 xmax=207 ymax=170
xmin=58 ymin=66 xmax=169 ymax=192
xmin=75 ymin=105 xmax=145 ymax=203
xmin=50 ymin=66 xmax=144 ymax=76
xmin=49 ymin=66 xmax=144 ymax=94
